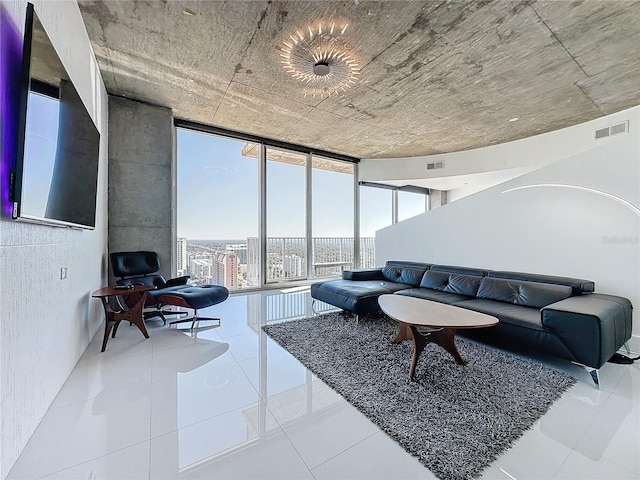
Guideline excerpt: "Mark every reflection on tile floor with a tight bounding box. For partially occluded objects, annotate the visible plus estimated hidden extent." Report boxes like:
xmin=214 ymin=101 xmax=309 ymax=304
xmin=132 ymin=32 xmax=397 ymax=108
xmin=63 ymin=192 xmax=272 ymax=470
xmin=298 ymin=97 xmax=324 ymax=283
xmin=7 ymin=289 xmax=640 ymax=479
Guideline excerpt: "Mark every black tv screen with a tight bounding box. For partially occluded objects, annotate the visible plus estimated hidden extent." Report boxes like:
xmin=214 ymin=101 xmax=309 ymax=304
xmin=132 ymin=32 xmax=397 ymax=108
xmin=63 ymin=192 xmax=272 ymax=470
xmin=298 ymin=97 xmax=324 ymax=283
xmin=11 ymin=3 xmax=100 ymax=230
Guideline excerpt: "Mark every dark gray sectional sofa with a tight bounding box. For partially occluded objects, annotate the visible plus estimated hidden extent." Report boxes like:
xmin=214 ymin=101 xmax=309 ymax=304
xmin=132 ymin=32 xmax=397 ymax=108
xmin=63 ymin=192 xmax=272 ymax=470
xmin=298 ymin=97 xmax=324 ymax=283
xmin=311 ymin=261 xmax=633 ymax=385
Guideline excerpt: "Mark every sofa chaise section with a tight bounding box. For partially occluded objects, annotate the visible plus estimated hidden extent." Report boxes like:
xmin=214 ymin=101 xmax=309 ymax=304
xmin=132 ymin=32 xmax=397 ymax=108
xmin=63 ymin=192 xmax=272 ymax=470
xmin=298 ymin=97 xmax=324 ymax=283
xmin=310 ymin=261 xmax=429 ymax=314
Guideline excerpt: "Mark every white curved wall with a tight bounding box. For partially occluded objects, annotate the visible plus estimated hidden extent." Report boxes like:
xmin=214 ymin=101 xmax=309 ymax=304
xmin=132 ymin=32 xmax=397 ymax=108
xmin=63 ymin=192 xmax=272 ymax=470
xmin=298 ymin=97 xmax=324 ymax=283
xmin=376 ymin=106 xmax=640 ymax=345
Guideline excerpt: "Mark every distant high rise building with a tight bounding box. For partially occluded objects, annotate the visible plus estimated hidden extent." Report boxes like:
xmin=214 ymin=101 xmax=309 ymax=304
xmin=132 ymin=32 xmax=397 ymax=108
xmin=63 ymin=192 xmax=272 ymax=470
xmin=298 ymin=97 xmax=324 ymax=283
xmin=213 ymin=251 xmax=239 ymax=289
xmin=225 ymin=243 xmax=248 ymax=264
xmin=189 ymin=258 xmax=211 ymax=280
xmin=247 ymin=237 xmax=260 ymax=287
xmin=177 ymin=237 xmax=188 ymax=275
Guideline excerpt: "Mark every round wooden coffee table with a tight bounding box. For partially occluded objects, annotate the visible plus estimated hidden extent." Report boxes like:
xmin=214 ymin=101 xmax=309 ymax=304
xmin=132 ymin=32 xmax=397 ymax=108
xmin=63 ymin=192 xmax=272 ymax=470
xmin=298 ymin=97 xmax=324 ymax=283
xmin=379 ymin=294 xmax=499 ymax=380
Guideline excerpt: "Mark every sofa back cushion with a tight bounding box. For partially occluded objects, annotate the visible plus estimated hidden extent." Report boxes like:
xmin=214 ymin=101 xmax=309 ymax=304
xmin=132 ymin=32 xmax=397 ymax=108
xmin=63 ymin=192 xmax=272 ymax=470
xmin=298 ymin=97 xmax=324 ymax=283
xmin=420 ymin=271 xmax=483 ymax=297
xmin=430 ymin=265 xmax=489 ymax=277
xmin=477 ymin=277 xmax=573 ymax=308
xmin=488 ymin=271 xmax=594 ymax=295
xmin=382 ymin=262 xmax=429 ymax=286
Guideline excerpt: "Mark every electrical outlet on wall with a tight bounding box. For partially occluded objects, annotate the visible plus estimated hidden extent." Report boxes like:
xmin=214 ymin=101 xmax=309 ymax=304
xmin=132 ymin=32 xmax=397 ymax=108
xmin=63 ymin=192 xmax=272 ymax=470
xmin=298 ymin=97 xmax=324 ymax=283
xmin=60 ymin=267 xmax=67 ymax=280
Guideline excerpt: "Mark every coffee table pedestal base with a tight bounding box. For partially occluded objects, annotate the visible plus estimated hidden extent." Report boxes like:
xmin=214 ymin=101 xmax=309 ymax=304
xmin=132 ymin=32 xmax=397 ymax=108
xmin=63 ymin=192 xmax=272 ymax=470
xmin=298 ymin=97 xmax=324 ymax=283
xmin=393 ymin=322 xmax=466 ymax=380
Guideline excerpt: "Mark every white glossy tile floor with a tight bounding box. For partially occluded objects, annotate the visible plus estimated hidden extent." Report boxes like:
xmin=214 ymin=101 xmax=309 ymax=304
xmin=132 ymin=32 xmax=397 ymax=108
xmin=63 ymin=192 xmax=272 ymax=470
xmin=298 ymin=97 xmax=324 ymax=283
xmin=7 ymin=289 xmax=640 ymax=480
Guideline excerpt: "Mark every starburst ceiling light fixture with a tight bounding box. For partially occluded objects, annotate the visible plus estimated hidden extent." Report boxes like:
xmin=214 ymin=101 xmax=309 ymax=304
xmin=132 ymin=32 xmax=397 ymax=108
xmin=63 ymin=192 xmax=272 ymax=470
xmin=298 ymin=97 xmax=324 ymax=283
xmin=280 ymin=21 xmax=361 ymax=98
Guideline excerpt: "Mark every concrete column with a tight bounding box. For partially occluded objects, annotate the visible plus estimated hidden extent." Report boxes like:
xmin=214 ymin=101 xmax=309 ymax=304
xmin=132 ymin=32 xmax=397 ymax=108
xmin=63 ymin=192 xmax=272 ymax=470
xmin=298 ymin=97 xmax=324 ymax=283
xmin=429 ymin=189 xmax=448 ymax=209
xmin=107 ymin=96 xmax=173 ymax=282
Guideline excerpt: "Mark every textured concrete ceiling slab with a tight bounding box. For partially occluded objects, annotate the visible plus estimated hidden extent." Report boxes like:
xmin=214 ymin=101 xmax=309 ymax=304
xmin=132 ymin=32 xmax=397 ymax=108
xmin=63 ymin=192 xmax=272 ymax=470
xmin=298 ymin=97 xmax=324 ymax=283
xmin=78 ymin=0 xmax=640 ymax=159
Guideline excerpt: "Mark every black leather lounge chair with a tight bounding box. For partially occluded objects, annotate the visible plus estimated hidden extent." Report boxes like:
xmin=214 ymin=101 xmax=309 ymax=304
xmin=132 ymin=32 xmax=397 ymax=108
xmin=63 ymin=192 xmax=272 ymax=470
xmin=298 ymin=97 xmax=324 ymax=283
xmin=110 ymin=251 xmax=230 ymax=331
xmin=110 ymin=251 xmax=191 ymax=324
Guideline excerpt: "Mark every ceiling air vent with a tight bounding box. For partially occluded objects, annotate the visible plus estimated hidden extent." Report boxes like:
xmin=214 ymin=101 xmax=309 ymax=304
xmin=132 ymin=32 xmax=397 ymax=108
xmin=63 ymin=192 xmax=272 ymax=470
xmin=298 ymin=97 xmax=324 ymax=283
xmin=594 ymin=120 xmax=629 ymax=140
xmin=426 ymin=161 xmax=444 ymax=171
xmin=610 ymin=122 xmax=627 ymax=135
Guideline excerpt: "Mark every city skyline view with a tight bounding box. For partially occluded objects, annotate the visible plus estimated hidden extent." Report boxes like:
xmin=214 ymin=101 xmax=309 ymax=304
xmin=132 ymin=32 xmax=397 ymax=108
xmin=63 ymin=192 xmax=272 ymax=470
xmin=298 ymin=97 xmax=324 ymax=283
xmin=177 ymin=236 xmax=376 ymax=290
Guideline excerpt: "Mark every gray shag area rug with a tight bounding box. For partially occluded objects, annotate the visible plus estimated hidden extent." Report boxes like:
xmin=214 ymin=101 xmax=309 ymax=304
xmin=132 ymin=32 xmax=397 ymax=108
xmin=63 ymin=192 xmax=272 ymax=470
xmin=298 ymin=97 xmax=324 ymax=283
xmin=262 ymin=312 xmax=576 ymax=480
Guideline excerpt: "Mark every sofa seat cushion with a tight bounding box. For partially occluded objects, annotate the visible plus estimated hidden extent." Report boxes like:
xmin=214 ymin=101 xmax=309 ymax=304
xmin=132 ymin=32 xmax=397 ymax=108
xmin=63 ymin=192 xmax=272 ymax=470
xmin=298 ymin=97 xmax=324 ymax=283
xmin=453 ymin=298 xmax=544 ymax=332
xmin=477 ymin=277 xmax=573 ymax=309
xmin=319 ymin=279 xmax=410 ymax=295
xmin=396 ymin=288 xmax=473 ymax=305
xmin=311 ymin=279 xmax=410 ymax=314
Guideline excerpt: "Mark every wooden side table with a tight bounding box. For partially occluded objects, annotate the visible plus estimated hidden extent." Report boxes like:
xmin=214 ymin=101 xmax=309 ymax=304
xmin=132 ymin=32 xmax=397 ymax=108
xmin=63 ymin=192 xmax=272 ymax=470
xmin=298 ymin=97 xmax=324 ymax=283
xmin=92 ymin=285 xmax=156 ymax=352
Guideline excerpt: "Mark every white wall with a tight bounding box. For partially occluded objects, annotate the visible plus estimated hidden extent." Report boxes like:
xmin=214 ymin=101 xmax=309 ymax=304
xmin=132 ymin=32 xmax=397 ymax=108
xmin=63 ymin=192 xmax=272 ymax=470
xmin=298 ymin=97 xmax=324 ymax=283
xmin=376 ymin=106 xmax=640 ymax=345
xmin=0 ymin=1 xmax=108 ymax=478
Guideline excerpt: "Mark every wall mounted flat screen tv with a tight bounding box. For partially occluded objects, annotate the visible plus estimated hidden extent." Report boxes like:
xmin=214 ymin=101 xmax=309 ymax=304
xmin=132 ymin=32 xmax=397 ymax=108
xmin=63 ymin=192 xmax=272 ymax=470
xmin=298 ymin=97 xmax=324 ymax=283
xmin=10 ymin=3 xmax=100 ymax=230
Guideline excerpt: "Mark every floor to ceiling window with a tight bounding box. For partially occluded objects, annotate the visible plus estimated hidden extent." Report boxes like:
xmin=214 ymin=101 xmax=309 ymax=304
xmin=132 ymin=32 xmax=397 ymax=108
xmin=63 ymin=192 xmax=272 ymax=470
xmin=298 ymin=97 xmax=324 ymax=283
xmin=265 ymin=148 xmax=308 ymax=283
xmin=398 ymin=189 xmax=427 ymax=222
xmin=176 ymin=125 xmax=358 ymax=289
xmin=359 ymin=185 xmax=392 ymax=268
xmin=311 ymin=157 xmax=355 ymax=277
xmin=176 ymin=128 xmax=259 ymax=290
xmin=176 ymin=124 xmax=429 ymax=288
xmin=358 ymin=184 xmax=428 ymax=267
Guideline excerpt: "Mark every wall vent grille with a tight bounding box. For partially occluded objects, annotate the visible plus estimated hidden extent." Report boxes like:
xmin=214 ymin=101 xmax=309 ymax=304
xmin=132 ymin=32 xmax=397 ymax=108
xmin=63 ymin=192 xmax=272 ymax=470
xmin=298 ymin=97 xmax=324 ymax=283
xmin=426 ymin=161 xmax=444 ymax=171
xmin=594 ymin=120 xmax=629 ymax=140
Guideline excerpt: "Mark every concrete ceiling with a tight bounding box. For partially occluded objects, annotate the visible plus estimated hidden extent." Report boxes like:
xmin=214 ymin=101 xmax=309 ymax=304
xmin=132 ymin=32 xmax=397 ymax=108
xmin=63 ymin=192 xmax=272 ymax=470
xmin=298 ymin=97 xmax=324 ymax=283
xmin=78 ymin=0 xmax=640 ymax=160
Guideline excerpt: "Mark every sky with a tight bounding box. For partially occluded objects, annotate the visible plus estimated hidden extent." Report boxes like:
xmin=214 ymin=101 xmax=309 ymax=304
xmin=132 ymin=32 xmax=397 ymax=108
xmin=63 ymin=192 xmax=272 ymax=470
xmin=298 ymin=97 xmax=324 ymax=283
xmin=176 ymin=128 xmax=424 ymax=240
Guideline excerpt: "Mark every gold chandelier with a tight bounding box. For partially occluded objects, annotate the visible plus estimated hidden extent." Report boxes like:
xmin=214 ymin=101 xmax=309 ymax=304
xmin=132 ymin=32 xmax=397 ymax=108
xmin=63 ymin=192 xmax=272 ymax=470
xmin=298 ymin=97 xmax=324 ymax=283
xmin=279 ymin=21 xmax=361 ymax=98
